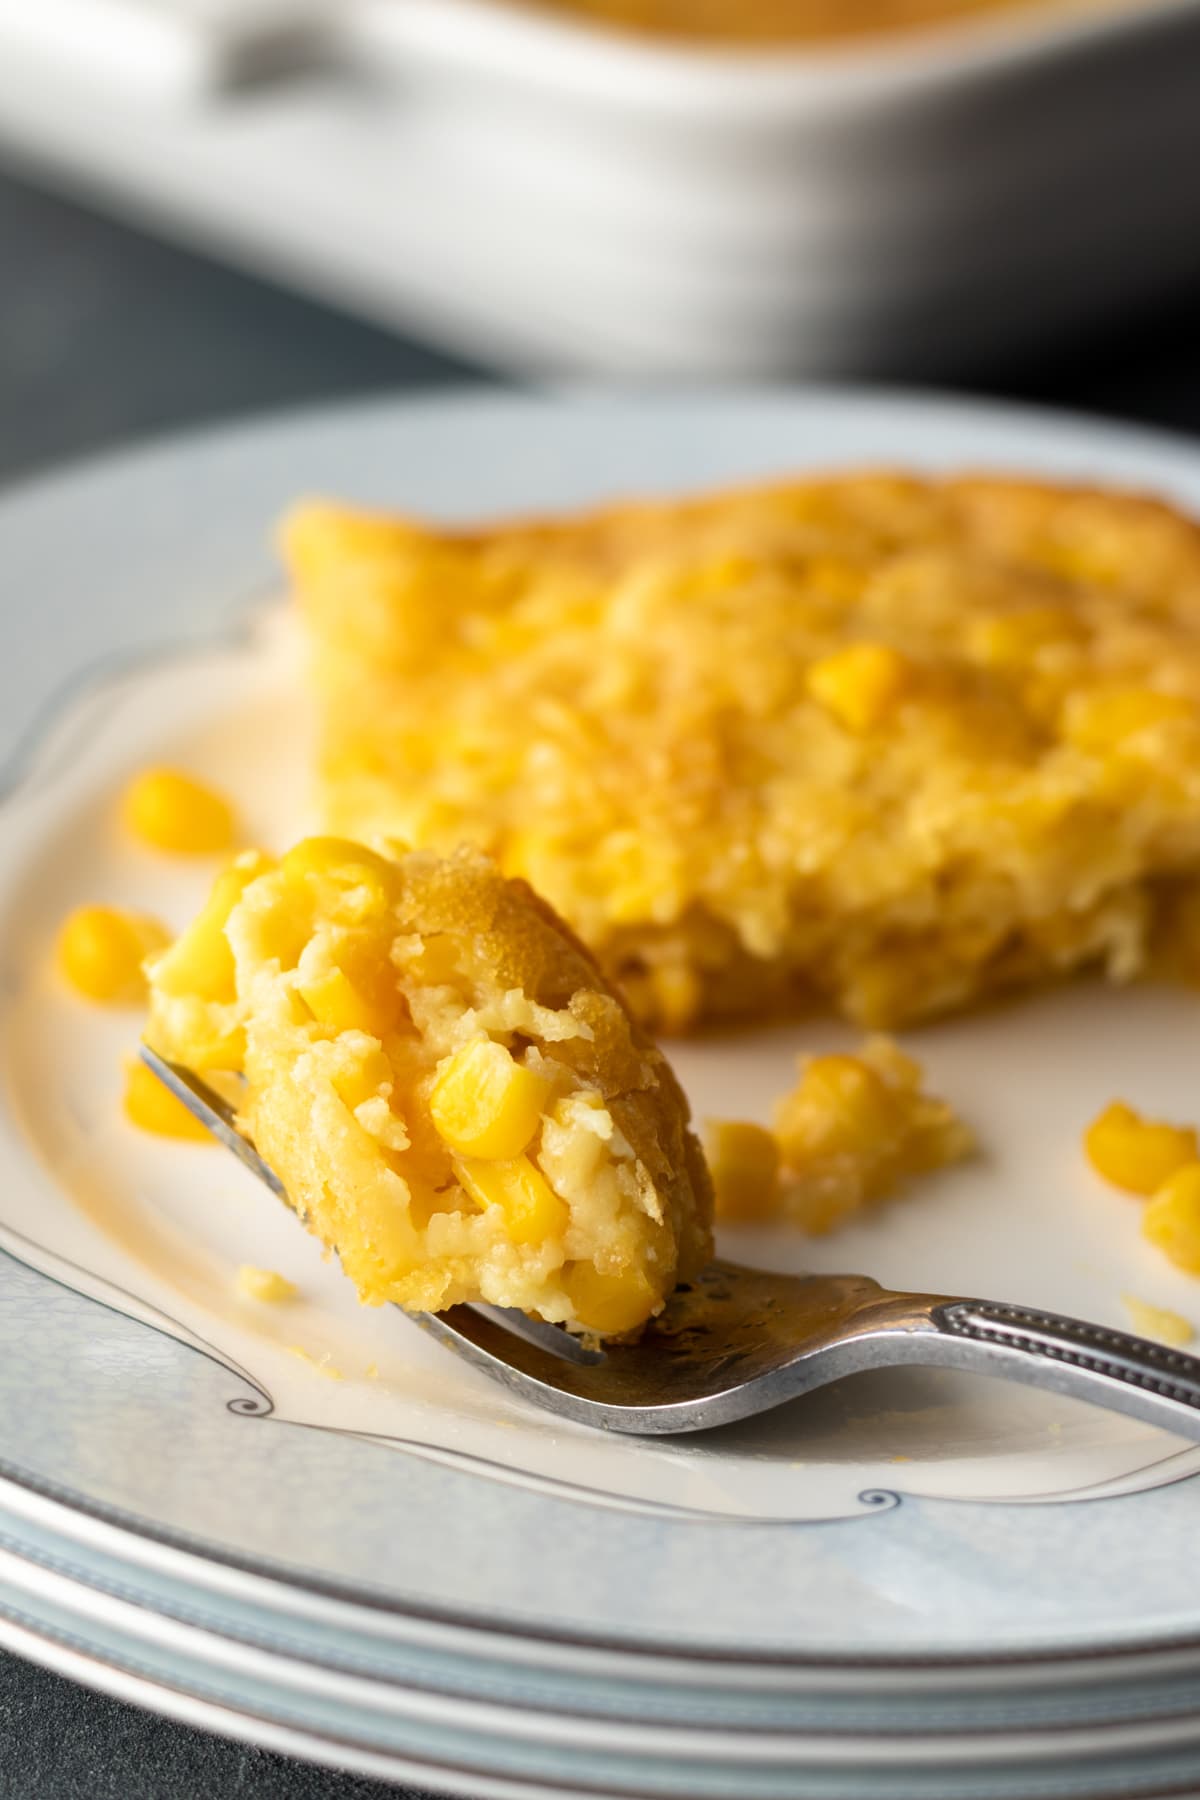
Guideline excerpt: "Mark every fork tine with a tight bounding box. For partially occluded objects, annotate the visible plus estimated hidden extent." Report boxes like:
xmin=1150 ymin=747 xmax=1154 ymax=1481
xmin=464 ymin=1304 xmax=603 ymax=1366
xmin=138 ymin=1044 xmax=286 ymax=1200
xmin=415 ymin=1305 xmax=610 ymax=1405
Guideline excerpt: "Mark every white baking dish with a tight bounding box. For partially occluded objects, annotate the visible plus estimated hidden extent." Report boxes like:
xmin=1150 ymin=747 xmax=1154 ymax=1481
xmin=1 ymin=0 xmax=1198 ymax=374
xmin=344 ymin=0 xmax=1200 ymax=373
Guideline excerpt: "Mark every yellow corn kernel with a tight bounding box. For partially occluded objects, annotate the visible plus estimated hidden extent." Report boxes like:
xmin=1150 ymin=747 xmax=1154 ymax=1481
xmin=1143 ymin=1164 xmax=1200 ymax=1276
xmin=454 ymin=1154 xmax=567 ymax=1246
xmin=775 ymin=1053 xmax=900 ymax=1164
xmin=1084 ymin=1101 xmax=1199 ymax=1196
xmin=1063 ymin=687 xmax=1193 ymax=754
xmin=705 ymin=1120 xmax=781 ymax=1223
xmin=807 ymin=643 xmax=909 ymax=734
xmin=57 ymin=905 xmax=170 ymax=1003
xmin=281 ymin=836 xmax=397 ymax=921
xmin=299 ymin=966 xmax=378 ymax=1034
xmin=123 ymin=1059 xmax=213 ymax=1141
xmin=431 ymin=1038 xmax=551 ymax=1160
xmin=968 ymin=607 xmax=1077 ymax=669
xmin=1122 ymin=1294 xmax=1194 ymax=1347
xmin=331 ymin=1044 xmax=394 ymax=1113
xmin=124 ymin=768 xmax=235 ymax=853
xmin=564 ymin=1262 xmax=657 ymax=1336
xmin=150 ymin=852 xmax=274 ymax=1004
xmin=236 ymin=1266 xmax=297 ymax=1303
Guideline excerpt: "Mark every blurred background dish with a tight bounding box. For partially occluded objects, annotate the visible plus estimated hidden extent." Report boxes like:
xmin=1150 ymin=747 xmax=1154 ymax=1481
xmin=515 ymin=0 xmax=1149 ymax=43
xmin=0 ymin=0 xmax=1198 ymax=376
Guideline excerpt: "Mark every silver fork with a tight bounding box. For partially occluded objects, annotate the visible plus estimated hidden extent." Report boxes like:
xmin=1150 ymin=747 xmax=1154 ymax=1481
xmin=141 ymin=1044 xmax=1200 ymax=1439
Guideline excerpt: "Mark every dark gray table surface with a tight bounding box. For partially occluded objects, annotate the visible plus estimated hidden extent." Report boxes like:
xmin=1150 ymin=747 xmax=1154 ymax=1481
xmin=3 ymin=160 xmax=1200 ymax=1800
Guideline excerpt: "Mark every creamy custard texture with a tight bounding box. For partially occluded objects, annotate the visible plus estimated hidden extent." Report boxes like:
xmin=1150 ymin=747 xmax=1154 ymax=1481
xmin=285 ymin=475 xmax=1200 ymax=1033
xmin=144 ymin=838 xmax=712 ymax=1333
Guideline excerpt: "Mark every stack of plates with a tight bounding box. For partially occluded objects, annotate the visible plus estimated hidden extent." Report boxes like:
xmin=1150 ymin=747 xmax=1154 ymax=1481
xmin=4 ymin=1372 xmax=1200 ymax=1800
xmin=3 ymin=389 xmax=1200 ymax=1797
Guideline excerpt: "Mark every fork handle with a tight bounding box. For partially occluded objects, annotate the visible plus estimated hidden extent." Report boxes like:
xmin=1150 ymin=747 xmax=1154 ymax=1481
xmin=883 ymin=1296 xmax=1200 ymax=1440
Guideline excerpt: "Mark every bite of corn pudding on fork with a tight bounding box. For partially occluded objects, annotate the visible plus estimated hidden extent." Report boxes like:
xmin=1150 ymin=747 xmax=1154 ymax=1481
xmin=143 ymin=837 xmax=712 ymax=1334
xmin=139 ymin=1042 xmax=1200 ymax=1439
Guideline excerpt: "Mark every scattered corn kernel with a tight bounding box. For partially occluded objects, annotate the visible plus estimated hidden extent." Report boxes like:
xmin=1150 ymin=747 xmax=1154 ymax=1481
xmin=1084 ymin=1100 xmax=1198 ymax=1196
xmin=124 ymin=767 xmax=235 ymax=854
xmin=57 ymin=905 xmax=170 ymax=1003
xmin=1122 ymin=1294 xmax=1194 ymax=1347
xmin=123 ymin=1058 xmax=213 ymax=1141
xmin=236 ymin=1266 xmax=297 ymax=1303
xmin=806 ymin=643 xmax=909 ymax=734
xmin=1143 ymin=1163 xmax=1200 ymax=1276
xmin=704 ymin=1120 xmax=780 ymax=1222
xmin=564 ymin=1262 xmax=657 ymax=1336
xmin=454 ymin=1154 xmax=568 ymax=1246
xmin=431 ymin=1037 xmax=552 ymax=1160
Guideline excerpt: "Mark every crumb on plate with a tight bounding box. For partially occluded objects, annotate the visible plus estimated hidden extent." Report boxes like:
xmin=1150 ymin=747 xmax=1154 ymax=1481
xmin=706 ymin=1036 xmax=972 ymax=1232
xmin=288 ymin=1345 xmax=343 ymax=1380
xmin=1143 ymin=1164 xmax=1200 ymax=1276
xmin=1122 ymin=1294 xmax=1194 ymax=1347
xmin=236 ymin=1266 xmax=297 ymax=1303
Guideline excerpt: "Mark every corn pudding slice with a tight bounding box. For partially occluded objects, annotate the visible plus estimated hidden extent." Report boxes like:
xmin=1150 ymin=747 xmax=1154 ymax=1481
xmin=286 ymin=474 xmax=1200 ymax=1033
xmin=144 ymin=838 xmax=712 ymax=1332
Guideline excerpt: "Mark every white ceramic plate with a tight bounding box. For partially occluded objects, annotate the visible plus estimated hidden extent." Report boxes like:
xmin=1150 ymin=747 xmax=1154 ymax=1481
xmin=3 ymin=391 xmax=1200 ymax=1748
